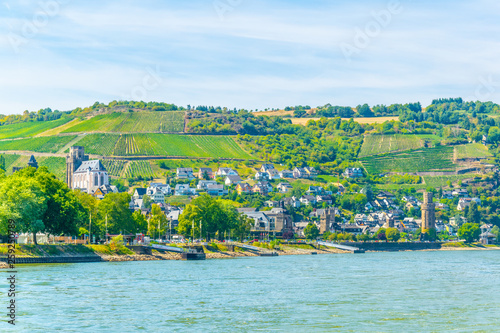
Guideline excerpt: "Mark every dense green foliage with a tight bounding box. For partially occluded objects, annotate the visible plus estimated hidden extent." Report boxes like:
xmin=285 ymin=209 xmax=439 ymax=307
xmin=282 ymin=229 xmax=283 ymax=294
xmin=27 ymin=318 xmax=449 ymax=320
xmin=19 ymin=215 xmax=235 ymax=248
xmin=457 ymin=223 xmax=480 ymax=243
xmin=238 ymin=117 xmax=364 ymax=172
xmin=178 ymin=195 xmax=252 ymax=241
xmin=0 ymin=167 xmax=86 ymax=243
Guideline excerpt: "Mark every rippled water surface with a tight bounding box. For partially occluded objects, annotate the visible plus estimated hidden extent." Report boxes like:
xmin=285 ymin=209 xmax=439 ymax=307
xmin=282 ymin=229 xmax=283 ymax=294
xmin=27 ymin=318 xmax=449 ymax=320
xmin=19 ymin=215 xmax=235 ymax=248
xmin=4 ymin=250 xmax=500 ymax=332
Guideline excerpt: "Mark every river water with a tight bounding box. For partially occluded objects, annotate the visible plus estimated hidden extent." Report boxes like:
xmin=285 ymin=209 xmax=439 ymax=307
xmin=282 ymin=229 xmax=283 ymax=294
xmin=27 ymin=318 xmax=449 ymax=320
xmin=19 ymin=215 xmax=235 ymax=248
xmin=5 ymin=250 xmax=500 ymax=332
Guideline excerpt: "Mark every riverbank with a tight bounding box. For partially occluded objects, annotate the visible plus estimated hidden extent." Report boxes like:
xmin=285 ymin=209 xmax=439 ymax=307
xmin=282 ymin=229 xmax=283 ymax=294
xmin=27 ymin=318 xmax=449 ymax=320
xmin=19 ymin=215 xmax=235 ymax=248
xmin=1 ymin=243 xmax=498 ymax=266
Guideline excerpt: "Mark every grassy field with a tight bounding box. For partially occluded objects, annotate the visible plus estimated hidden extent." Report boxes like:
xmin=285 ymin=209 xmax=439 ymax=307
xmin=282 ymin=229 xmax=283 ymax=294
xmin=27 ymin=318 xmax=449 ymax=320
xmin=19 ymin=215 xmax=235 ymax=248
xmin=74 ymin=134 xmax=254 ymax=159
xmin=291 ymin=116 xmax=399 ymax=126
xmin=361 ymin=146 xmax=455 ymax=174
xmin=0 ymin=136 xmax=76 ymax=153
xmin=61 ymin=111 xmax=185 ymax=133
xmin=359 ymin=134 xmax=425 ymax=157
xmin=423 ymin=174 xmax=478 ymax=188
xmin=0 ymin=118 xmax=72 ymax=139
xmin=37 ymin=118 xmax=83 ymax=136
xmin=376 ymin=174 xmax=474 ymax=190
xmin=455 ymin=143 xmax=492 ymax=159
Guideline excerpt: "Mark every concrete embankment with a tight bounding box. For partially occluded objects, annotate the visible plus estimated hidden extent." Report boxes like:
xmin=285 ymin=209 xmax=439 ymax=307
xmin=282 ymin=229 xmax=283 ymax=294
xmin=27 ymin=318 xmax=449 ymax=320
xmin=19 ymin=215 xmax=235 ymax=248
xmin=339 ymin=242 xmax=442 ymax=252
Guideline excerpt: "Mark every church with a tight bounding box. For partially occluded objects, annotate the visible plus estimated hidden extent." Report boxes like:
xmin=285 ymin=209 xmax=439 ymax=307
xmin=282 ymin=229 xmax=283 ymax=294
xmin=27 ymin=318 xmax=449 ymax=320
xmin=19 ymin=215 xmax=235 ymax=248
xmin=66 ymin=146 xmax=110 ymax=194
xmin=72 ymin=160 xmax=109 ymax=193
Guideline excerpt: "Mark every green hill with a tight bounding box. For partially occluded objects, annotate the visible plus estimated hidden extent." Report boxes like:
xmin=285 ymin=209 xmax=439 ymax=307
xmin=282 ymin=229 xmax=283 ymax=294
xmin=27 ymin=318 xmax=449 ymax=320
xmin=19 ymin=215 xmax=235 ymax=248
xmin=361 ymin=146 xmax=456 ymax=174
xmin=61 ymin=111 xmax=185 ymax=134
xmin=0 ymin=118 xmax=72 ymax=139
xmin=74 ymin=133 xmax=254 ymax=159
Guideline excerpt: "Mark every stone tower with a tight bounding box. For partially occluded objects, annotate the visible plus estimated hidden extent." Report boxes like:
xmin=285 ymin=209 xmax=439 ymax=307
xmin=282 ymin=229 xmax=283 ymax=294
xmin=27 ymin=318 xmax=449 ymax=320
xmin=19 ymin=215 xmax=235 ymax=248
xmin=320 ymin=208 xmax=335 ymax=234
xmin=421 ymin=192 xmax=436 ymax=232
xmin=66 ymin=146 xmax=89 ymax=189
xmin=27 ymin=155 xmax=38 ymax=168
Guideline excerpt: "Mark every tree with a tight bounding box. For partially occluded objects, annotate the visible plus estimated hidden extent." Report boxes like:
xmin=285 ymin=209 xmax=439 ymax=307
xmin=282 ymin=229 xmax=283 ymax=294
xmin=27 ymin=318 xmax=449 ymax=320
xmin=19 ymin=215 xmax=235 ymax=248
xmin=385 ymin=228 xmax=400 ymax=242
xmin=132 ymin=210 xmax=148 ymax=234
xmin=357 ymin=233 xmax=369 ymax=242
xmin=142 ymin=195 xmax=153 ymax=209
xmin=149 ymin=204 xmax=168 ymax=239
xmin=178 ymin=195 xmax=238 ymax=240
xmin=30 ymin=167 xmax=85 ymax=236
xmin=97 ymin=193 xmax=135 ymax=236
xmin=458 ymin=223 xmax=480 ymax=243
xmin=377 ymin=228 xmax=387 ymax=241
xmin=467 ymin=201 xmax=481 ymax=224
xmin=0 ymin=176 xmax=47 ymax=244
xmin=232 ymin=214 xmax=253 ymax=241
xmin=491 ymin=226 xmax=500 ymax=244
xmin=303 ymin=223 xmax=319 ymax=240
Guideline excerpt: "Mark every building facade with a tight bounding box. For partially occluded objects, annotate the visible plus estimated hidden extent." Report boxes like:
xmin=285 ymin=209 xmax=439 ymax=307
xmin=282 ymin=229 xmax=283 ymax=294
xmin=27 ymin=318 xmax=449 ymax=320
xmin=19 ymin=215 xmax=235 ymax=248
xmin=66 ymin=146 xmax=89 ymax=189
xmin=72 ymin=160 xmax=109 ymax=193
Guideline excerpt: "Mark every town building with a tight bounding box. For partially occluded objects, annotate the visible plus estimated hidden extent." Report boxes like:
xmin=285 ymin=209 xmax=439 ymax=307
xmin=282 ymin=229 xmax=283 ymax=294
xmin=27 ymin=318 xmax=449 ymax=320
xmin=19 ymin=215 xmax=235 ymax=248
xmin=225 ymin=175 xmax=242 ymax=186
xmin=197 ymin=168 xmax=213 ymax=179
xmin=343 ymin=167 xmax=363 ymax=178
xmin=176 ymin=168 xmax=195 ymax=180
xmin=236 ymin=183 xmax=252 ymax=195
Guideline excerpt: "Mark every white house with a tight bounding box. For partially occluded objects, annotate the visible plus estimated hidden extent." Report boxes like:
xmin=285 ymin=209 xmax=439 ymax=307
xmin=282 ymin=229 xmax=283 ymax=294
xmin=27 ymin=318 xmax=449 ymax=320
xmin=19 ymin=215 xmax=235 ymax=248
xmin=225 ymin=175 xmax=242 ymax=185
xmin=174 ymin=184 xmax=196 ymax=196
xmin=215 ymin=167 xmax=238 ymax=177
xmin=176 ymin=168 xmax=195 ymax=180
xmin=197 ymin=180 xmax=217 ymax=190
xmin=148 ymin=183 xmax=171 ymax=195
xmin=343 ymin=167 xmax=363 ymax=178
xmin=277 ymin=182 xmax=293 ymax=193
xmin=279 ymin=170 xmax=294 ymax=179
xmin=146 ymin=187 xmax=165 ymax=203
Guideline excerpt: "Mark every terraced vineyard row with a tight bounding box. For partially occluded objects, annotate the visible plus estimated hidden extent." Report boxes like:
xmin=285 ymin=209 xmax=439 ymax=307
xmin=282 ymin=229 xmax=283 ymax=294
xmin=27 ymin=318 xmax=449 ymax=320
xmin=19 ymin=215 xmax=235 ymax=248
xmin=74 ymin=134 xmax=254 ymax=159
xmin=124 ymin=161 xmax=156 ymax=179
xmin=1 ymin=154 xmax=21 ymax=171
xmin=75 ymin=134 xmax=117 ymax=155
xmin=102 ymin=160 xmax=127 ymax=177
xmin=0 ymin=136 xmax=77 ymax=153
xmin=455 ymin=143 xmax=492 ymax=159
xmin=61 ymin=111 xmax=185 ymax=133
xmin=37 ymin=157 xmax=66 ymax=178
xmin=361 ymin=146 xmax=456 ymax=174
xmin=0 ymin=118 xmax=72 ymax=140
xmin=359 ymin=134 xmax=424 ymax=157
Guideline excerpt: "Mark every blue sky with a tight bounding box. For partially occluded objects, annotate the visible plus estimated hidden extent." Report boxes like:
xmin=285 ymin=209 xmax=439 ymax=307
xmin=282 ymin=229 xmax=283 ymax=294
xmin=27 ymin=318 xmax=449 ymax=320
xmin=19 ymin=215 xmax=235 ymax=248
xmin=1 ymin=0 xmax=500 ymax=114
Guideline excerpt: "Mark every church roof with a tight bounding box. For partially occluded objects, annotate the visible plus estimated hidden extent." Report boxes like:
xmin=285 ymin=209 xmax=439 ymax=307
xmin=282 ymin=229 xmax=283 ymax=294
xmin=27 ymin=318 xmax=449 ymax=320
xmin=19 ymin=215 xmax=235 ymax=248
xmin=74 ymin=160 xmax=107 ymax=173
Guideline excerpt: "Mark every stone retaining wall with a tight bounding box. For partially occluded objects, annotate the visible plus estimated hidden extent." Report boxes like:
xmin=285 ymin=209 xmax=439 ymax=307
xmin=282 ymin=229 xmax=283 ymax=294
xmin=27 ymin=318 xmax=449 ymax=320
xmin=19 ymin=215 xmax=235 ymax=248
xmin=339 ymin=242 xmax=442 ymax=252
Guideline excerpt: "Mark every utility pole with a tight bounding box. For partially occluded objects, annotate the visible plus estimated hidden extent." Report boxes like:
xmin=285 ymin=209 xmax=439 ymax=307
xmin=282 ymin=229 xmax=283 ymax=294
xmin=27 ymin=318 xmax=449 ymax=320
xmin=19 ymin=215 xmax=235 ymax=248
xmin=89 ymin=212 xmax=92 ymax=245
xmin=105 ymin=214 xmax=108 ymax=244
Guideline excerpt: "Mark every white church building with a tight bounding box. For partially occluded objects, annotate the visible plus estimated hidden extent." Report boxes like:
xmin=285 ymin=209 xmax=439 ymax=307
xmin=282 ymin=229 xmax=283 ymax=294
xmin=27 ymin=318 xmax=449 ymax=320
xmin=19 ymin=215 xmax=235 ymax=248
xmin=73 ymin=160 xmax=109 ymax=193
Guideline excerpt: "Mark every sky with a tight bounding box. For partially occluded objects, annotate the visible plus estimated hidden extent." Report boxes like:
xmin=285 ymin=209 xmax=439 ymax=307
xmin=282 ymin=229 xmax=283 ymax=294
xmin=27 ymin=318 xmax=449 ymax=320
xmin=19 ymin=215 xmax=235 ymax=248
xmin=1 ymin=0 xmax=500 ymax=114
